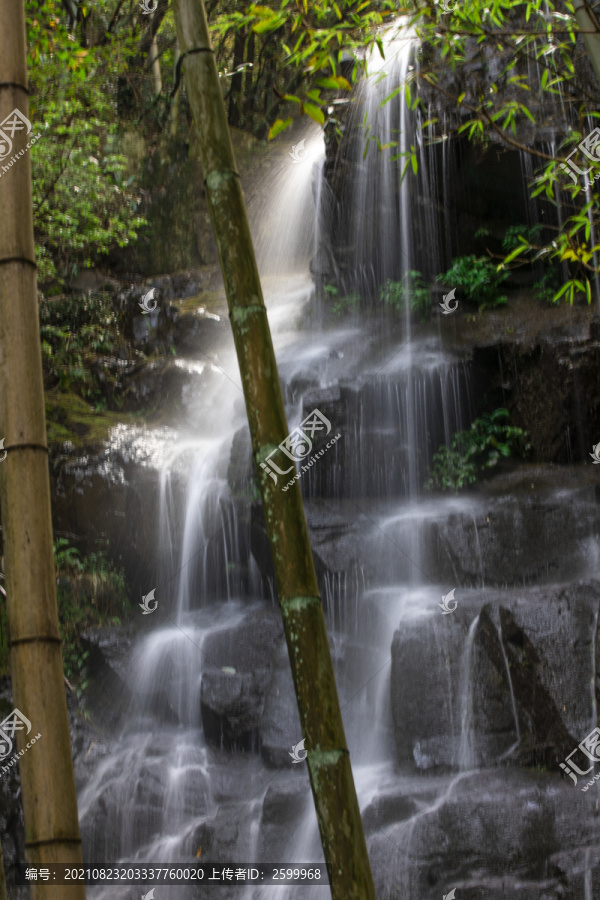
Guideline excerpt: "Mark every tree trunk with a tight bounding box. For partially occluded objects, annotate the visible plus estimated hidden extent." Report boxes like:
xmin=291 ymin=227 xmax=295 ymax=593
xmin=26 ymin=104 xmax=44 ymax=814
xmin=170 ymin=43 xmax=181 ymax=138
xmin=0 ymin=3 xmax=86 ymax=898
xmin=149 ymin=14 xmax=163 ymax=97
xmin=171 ymin=2 xmax=377 ymax=898
xmin=227 ymin=28 xmax=246 ymax=127
xmin=243 ymin=31 xmax=255 ymax=131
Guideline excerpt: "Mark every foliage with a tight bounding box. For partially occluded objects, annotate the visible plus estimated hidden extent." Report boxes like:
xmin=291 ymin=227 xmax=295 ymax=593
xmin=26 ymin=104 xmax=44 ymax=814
xmin=502 ymin=225 xmax=544 ymax=254
xmin=213 ymin=0 xmax=394 ymax=139
xmin=402 ymin=0 xmax=599 ymax=307
xmin=425 ymin=408 xmax=531 ymax=492
xmin=0 ymin=539 xmax=128 ymax=687
xmin=439 ymin=256 xmax=508 ymax=310
xmin=324 ymin=283 xmax=361 ymax=316
xmin=39 ymin=291 xmax=122 ymax=401
xmin=22 ymin=0 xmax=600 ymax=308
xmin=380 ymin=270 xmax=430 ymax=320
xmin=532 ymin=266 xmax=563 ymax=304
xmin=54 ymin=538 xmax=128 ymax=706
xmin=27 ymin=1 xmax=147 ymax=287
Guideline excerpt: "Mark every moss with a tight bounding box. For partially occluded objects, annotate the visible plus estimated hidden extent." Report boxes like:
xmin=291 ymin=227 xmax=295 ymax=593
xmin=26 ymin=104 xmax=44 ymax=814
xmin=175 ymin=289 xmax=227 ymax=316
xmin=45 ymin=391 xmax=135 ymax=448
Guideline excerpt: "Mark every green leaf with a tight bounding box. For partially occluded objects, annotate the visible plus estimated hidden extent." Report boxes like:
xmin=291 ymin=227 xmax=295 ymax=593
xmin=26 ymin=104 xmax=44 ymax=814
xmin=503 ymin=243 xmax=529 ymax=264
xmin=316 ymin=75 xmax=351 ymax=91
xmin=379 ymin=85 xmax=403 ymax=109
xmin=303 ymin=102 xmax=325 ymax=124
xmin=268 ymin=118 xmax=293 ymax=140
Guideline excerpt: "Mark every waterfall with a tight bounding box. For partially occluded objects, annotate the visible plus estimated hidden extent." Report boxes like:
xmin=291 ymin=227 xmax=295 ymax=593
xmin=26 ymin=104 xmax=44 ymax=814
xmin=345 ymin=23 xmax=417 ymax=297
xmin=71 ymin=12 xmax=600 ymax=900
xmin=457 ymin=614 xmax=480 ymax=771
xmin=584 ymin=846 xmax=593 ymax=900
xmin=497 ymin=624 xmax=521 ymax=761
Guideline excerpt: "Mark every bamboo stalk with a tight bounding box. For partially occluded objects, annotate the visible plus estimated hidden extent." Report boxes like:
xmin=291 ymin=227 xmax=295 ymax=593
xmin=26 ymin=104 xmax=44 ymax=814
xmin=573 ymin=0 xmax=600 ymax=83
xmin=171 ymin=2 xmax=376 ymax=897
xmin=0 ymin=2 xmax=86 ymax=897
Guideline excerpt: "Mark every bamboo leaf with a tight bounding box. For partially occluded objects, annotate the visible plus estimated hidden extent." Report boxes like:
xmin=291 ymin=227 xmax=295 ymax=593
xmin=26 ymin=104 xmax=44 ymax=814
xmin=503 ymin=243 xmax=528 ymax=263
xmin=378 ymin=85 xmax=402 ymax=109
xmin=303 ymin=102 xmax=325 ymax=124
xmin=268 ymin=117 xmax=293 ymax=139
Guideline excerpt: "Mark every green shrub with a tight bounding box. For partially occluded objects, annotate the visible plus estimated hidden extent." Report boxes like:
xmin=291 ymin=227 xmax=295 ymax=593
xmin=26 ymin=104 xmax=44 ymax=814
xmin=380 ymin=270 xmax=430 ymax=321
xmin=425 ymin=408 xmax=531 ymax=492
xmin=532 ymin=266 xmax=563 ymax=304
xmin=39 ymin=292 xmax=122 ymax=401
xmin=502 ymin=224 xmax=543 ymax=253
xmin=324 ymin=284 xmax=361 ymax=317
xmin=1 ymin=539 xmax=129 ymax=688
xmin=438 ymin=256 xmax=508 ymax=310
xmin=55 ymin=539 xmax=128 ymax=708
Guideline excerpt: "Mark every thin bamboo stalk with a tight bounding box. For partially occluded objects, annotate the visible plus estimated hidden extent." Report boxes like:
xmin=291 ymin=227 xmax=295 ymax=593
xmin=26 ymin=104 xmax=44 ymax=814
xmin=171 ymin=2 xmax=377 ymax=897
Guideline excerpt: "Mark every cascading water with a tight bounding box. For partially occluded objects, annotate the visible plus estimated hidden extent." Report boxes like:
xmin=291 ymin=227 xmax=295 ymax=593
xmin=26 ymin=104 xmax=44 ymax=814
xmin=79 ymin=21 xmax=483 ymax=897
xmin=74 ymin=15 xmax=600 ymax=900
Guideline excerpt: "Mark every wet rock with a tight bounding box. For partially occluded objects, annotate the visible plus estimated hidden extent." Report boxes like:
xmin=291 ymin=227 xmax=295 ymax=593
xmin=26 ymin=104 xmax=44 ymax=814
xmin=259 ymin=639 xmax=303 ymax=768
xmin=296 ymin=370 xmax=470 ymax=500
xmin=200 ymin=607 xmax=283 ymax=673
xmin=290 ymin=468 xmax=600 ymax=598
xmin=361 ymin=789 xmax=421 ymax=832
xmin=80 ymin=626 xmax=135 ymax=730
xmin=227 ymin=425 xmax=254 ymax=497
xmin=428 ymin=479 xmax=600 ymax=588
xmin=121 ymin=357 xmax=208 ymax=413
xmin=172 ymin=308 xmax=229 ymax=357
xmin=200 ymin=668 xmax=270 ymax=750
xmin=200 ymin=608 xmax=283 ymax=750
xmin=50 ymin=425 xmax=186 ymax=602
xmin=367 ymin=769 xmax=598 ymax=900
xmin=257 ymin=779 xmax=312 ymax=861
xmin=390 ymin=581 xmax=600 ymax=772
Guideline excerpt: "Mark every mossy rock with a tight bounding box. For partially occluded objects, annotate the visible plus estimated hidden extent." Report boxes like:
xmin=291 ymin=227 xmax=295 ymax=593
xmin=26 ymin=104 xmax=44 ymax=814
xmin=45 ymin=392 xmax=134 ymax=448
